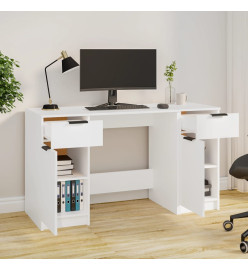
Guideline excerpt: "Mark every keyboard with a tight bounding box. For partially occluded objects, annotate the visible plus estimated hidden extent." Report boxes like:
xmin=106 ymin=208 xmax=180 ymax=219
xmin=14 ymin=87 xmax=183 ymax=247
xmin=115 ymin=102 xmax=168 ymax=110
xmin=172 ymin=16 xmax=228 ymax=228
xmin=85 ymin=104 xmax=149 ymax=111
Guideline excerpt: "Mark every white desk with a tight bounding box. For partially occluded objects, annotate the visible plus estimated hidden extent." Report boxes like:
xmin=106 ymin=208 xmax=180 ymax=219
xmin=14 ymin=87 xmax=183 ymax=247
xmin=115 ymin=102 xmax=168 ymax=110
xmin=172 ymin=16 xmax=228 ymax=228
xmin=25 ymin=103 xmax=239 ymax=235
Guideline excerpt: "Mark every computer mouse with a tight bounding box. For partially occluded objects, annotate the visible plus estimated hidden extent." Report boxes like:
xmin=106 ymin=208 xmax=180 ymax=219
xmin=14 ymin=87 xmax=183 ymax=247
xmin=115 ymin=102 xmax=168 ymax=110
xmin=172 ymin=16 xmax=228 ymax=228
xmin=157 ymin=103 xmax=169 ymax=109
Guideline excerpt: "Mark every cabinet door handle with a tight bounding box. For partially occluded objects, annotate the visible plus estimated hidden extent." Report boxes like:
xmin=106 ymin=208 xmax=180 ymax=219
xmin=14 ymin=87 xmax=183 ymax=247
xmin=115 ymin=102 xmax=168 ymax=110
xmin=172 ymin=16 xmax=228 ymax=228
xmin=211 ymin=113 xmax=228 ymax=117
xmin=68 ymin=120 xmax=88 ymax=124
xmin=42 ymin=145 xmax=51 ymax=151
xmin=183 ymin=136 xmax=195 ymax=141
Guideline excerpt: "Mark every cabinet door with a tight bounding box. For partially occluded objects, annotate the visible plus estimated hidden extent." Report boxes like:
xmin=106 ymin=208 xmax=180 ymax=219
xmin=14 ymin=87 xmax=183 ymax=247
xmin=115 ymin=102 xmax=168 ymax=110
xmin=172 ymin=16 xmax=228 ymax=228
xmin=40 ymin=149 xmax=57 ymax=235
xmin=181 ymin=137 xmax=205 ymax=217
xmin=25 ymin=111 xmax=57 ymax=235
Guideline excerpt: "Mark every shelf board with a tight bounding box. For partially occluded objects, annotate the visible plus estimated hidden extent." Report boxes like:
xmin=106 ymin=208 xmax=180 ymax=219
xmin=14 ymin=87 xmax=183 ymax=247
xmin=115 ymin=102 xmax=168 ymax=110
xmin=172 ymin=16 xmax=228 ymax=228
xmin=205 ymin=196 xmax=218 ymax=202
xmin=181 ymin=131 xmax=195 ymax=135
xmin=57 ymin=171 xmax=88 ymax=181
xmin=204 ymin=163 xmax=218 ymax=169
xmin=57 ymin=211 xmax=87 ymax=219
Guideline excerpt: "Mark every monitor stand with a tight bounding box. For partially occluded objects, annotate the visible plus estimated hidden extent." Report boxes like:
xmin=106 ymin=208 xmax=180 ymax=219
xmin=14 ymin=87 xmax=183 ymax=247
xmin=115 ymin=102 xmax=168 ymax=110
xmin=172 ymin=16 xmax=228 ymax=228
xmin=93 ymin=90 xmax=134 ymax=108
xmin=85 ymin=90 xmax=149 ymax=111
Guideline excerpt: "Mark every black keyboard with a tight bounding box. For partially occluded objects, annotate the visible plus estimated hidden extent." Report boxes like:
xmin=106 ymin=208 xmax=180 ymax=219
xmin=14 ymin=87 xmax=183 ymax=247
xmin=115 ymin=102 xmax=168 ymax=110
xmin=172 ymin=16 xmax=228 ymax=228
xmin=85 ymin=104 xmax=149 ymax=111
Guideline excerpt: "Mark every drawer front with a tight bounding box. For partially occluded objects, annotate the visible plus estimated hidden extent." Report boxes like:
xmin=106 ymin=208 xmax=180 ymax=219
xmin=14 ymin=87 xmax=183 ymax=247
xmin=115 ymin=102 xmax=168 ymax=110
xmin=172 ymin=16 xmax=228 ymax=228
xmin=45 ymin=120 xmax=103 ymax=149
xmin=181 ymin=113 xmax=239 ymax=139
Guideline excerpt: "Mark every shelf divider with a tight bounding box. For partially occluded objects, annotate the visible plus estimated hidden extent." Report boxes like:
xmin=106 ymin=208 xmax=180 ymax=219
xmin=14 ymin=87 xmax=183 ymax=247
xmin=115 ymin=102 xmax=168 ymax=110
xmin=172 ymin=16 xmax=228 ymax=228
xmin=57 ymin=171 xmax=88 ymax=181
xmin=204 ymin=163 xmax=218 ymax=169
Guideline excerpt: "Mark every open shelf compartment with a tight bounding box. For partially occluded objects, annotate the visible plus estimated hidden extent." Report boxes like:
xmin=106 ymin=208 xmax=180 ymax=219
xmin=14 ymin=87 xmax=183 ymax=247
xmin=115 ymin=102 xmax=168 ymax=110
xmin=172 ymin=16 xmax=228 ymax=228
xmin=56 ymin=146 xmax=90 ymax=228
xmin=203 ymin=139 xmax=219 ymax=205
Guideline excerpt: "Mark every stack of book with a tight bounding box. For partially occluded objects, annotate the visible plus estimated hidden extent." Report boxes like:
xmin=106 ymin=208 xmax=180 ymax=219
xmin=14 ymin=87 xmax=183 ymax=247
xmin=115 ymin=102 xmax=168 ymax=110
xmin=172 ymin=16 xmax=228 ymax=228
xmin=57 ymin=155 xmax=73 ymax=176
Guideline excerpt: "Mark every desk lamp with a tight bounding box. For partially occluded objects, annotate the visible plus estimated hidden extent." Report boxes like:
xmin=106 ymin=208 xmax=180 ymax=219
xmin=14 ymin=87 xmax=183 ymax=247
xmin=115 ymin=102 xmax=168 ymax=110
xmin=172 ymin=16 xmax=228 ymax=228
xmin=42 ymin=50 xmax=79 ymax=110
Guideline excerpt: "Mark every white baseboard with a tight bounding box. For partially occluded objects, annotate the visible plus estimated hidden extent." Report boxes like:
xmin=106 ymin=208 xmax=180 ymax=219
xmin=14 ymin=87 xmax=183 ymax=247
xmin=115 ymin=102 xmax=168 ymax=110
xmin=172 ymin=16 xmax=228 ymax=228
xmin=220 ymin=177 xmax=228 ymax=191
xmin=0 ymin=191 xmax=148 ymax=214
xmin=0 ymin=196 xmax=25 ymax=214
xmin=236 ymin=179 xmax=248 ymax=192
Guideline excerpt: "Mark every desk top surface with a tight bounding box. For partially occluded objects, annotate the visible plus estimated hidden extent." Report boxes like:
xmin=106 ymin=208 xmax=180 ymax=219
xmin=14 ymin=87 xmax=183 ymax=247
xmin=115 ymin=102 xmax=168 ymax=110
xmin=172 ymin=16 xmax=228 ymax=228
xmin=28 ymin=103 xmax=220 ymax=118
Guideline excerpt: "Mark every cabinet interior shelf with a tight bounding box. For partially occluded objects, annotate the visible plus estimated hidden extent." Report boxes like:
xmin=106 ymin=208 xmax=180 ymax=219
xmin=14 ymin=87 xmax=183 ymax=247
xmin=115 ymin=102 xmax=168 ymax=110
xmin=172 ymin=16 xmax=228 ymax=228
xmin=204 ymin=196 xmax=218 ymax=202
xmin=204 ymin=163 xmax=218 ymax=169
xmin=57 ymin=211 xmax=87 ymax=219
xmin=57 ymin=171 xmax=88 ymax=181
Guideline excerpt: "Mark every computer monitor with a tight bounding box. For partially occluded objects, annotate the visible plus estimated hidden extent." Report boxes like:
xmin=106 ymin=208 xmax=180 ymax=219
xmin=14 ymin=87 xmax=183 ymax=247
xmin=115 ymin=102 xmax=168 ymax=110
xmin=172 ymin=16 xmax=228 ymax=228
xmin=80 ymin=49 xmax=156 ymax=107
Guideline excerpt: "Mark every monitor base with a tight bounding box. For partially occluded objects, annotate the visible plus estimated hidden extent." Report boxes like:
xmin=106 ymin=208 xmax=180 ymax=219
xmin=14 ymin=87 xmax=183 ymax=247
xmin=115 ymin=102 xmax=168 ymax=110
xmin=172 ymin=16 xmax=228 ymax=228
xmin=85 ymin=103 xmax=149 ymax=111
xmin=85 ymin=89 xmax=149 ymax=110
xmin=93 ymin=89 xmax=131 ymax=107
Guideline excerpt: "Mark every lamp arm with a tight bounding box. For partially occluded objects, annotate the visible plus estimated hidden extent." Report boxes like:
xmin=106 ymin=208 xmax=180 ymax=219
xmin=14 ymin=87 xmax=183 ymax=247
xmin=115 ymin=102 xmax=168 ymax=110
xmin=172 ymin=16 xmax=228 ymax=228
xmin=44 ymin=56 xmax=63 ymax=103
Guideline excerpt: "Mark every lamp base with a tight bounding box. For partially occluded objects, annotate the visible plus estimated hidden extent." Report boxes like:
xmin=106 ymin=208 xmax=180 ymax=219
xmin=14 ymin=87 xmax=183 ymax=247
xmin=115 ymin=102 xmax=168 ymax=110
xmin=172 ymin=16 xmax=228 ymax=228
xmin=42 ymin=104 xmax=59 ymax=110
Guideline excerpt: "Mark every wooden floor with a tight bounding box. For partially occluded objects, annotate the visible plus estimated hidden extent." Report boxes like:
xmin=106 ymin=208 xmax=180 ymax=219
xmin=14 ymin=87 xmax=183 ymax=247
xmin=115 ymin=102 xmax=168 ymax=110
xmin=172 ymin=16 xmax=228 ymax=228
xmin=0 ymin=190 xmax=248 ymax=259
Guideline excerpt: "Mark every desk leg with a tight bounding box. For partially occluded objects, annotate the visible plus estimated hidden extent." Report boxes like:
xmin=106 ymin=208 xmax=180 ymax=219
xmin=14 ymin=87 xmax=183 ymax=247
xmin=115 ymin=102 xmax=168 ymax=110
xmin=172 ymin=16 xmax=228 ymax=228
xmin=149 ymin=113 xmax=180 ymax=214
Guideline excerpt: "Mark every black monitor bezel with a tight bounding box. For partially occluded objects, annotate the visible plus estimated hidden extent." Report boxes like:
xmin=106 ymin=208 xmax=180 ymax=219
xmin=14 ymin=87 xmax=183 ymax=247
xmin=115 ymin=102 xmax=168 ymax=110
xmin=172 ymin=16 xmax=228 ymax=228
xmin=80 ymin=49 xmax=157 ymax=91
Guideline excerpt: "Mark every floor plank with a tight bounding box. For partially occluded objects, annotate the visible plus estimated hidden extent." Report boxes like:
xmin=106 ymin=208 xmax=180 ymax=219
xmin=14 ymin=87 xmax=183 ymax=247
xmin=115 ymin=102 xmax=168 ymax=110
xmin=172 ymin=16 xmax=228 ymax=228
xmin=0 ymin=190 xmax=248 ymax=258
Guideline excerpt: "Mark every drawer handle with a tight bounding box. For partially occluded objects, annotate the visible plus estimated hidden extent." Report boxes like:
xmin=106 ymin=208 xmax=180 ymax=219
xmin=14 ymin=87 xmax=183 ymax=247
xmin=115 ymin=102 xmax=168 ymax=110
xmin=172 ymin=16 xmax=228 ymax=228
xmin=68 ymin=120 xmax=88 ymax=124
xmin=183 ymin=136 xmax=195 ymax=141
xmin=211 ymin=113 xmax=228 ymax=117
xmin=42 ymin=145 xmax=51 ymax=151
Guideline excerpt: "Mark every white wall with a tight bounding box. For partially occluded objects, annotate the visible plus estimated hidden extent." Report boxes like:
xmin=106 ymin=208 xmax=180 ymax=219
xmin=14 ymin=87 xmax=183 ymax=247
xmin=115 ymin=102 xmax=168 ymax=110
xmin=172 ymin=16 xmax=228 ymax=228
xmin=226 ymin=12 xmax=248 ymax=191
xmin=0 ymin=11 xmax=227 ymax=198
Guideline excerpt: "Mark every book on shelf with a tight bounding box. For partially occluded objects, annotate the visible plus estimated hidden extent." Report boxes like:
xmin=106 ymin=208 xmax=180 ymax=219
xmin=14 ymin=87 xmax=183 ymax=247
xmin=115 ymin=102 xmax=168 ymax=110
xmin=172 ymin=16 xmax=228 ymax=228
xmin=61 ymin=181 xmax=65 ymax=213
xmin=57 ymin=170 xmax=72 ymax=176
xmin=57 ymin=164 xmax=74 ymax=171
xmin=58 ymin=180 xmax=83 ymax=213
xmin=57 ymin=182 xmax=61 ymax=213
xmin=57 ymin=155 xmax=72 ymax=166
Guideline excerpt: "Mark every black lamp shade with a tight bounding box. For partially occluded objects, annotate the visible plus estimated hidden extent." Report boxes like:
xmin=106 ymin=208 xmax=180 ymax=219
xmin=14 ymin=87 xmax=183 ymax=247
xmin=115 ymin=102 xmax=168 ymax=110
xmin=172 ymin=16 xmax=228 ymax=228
xmin=62 ymin=57 xmax=79 ymax=73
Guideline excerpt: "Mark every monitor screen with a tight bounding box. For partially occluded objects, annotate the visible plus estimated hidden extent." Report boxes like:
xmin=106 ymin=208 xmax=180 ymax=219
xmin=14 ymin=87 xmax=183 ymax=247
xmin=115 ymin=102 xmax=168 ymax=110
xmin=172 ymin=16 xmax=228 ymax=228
xmin=80 ymin=49 xmax=156 ymax=91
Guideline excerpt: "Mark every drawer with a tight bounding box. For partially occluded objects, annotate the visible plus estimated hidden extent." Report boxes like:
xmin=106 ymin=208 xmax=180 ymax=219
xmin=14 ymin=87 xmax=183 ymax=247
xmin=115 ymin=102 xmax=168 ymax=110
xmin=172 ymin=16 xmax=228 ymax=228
xmin=44 ymin=120 xmax=103 ymax=149
xmin=181 ymin=113 xmax=239 ymax=139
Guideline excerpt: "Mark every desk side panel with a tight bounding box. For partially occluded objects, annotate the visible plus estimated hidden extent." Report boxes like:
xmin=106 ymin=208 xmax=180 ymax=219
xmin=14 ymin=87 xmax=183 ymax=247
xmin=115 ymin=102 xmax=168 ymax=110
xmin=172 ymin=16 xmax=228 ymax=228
xmin=149 ymin=113 xmax=180 ymax=214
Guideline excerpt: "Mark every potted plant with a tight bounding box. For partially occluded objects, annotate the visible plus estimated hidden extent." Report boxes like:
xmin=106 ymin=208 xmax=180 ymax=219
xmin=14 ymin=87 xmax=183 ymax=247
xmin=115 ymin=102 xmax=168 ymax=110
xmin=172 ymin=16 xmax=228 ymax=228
xmin=164 ymin=61 xmax=177 ymax=104
xmin=0 ymin=51 xmax=23 ymax=113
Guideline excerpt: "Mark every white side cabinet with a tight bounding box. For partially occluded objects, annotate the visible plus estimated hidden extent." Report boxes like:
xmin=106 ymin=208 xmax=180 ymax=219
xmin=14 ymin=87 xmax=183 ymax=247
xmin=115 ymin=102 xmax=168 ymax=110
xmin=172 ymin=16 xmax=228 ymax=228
xmin=25 ymin=112 xmax=103 ymax=235
xmin=179 ymin=112 xmax=239 ymax=216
